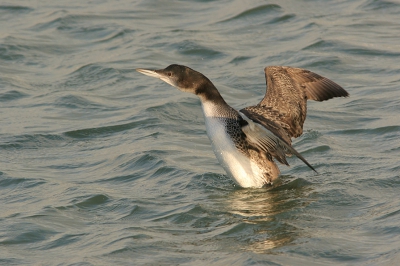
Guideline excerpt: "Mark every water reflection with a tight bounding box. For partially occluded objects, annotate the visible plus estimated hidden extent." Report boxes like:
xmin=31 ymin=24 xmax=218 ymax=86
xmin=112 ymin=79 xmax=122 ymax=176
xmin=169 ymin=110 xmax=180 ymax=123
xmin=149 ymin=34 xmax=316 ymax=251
xmin=218 ymin=177 xmax=314 ymax=253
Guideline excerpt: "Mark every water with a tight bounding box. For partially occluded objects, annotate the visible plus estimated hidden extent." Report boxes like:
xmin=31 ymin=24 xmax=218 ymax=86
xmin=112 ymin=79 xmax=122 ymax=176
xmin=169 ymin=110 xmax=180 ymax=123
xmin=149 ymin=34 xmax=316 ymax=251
xmin=1 ymin=0 xmax=400 ymax=265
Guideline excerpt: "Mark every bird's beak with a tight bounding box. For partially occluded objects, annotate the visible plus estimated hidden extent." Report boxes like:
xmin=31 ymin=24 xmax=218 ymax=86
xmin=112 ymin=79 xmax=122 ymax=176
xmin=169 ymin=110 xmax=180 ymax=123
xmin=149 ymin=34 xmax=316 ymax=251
xmin=136 ymin=67 xmax=176 ymax=87
xmin=136 ymin=68 xmax=161 ymax=79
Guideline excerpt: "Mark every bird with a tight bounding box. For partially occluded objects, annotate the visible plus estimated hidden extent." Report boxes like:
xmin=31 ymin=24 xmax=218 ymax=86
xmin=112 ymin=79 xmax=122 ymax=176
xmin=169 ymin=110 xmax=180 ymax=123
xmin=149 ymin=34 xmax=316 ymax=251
xmin=136 ymin=64 xmax=349 ymax=188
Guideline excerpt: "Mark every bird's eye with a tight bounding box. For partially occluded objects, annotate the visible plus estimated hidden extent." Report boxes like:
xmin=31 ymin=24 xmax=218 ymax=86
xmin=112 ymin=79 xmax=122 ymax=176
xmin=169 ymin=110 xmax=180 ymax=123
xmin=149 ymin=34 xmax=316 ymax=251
xmin=167 ymin=72 xmax=172 ymax=77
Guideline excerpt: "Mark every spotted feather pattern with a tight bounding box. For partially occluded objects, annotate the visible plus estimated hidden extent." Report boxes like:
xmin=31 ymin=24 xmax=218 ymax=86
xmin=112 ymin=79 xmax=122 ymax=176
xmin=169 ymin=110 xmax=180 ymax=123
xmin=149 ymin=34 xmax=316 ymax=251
xmin=253 ymin=66 xmax=349 ymax=138
xmin=137 ymin=64 xmax=349 ymax=187
xmin=216 ymin=116 xmax=279 ymax=184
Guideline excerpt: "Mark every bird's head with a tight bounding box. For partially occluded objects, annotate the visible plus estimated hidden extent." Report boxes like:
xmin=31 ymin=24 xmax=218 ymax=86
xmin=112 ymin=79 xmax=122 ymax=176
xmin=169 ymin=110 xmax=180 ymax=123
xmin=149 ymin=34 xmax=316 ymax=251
xmin=136 ymin=64 xmax=210 ymax=94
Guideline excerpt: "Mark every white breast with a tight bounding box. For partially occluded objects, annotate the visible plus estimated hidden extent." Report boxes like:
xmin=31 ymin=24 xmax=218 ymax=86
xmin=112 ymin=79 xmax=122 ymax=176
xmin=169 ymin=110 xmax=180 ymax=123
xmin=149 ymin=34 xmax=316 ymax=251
xmin=201 ymin=102 xmax=266 ymax=188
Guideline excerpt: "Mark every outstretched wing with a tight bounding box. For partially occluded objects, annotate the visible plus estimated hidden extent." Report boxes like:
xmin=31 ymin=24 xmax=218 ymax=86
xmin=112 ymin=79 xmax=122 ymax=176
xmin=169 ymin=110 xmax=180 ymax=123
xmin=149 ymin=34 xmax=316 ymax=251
xmin=239 ymin=112 xmax=317 ymax=173
xmin=244 ymin=66 xmax=349 ymax=139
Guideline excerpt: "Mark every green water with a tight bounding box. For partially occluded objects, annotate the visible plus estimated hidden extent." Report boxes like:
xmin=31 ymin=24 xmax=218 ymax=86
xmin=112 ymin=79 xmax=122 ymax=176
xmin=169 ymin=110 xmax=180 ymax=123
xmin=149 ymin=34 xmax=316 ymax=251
xmin=1 ymin=0 xmax=400 ymax=265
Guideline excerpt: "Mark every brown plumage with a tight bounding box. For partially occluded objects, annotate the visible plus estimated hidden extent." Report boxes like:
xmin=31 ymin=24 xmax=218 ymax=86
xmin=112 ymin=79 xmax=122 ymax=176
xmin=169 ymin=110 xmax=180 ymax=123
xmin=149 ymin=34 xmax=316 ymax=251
xmin=241 ymin=66 xmax=349 ymax=143
xmin=137 ymin=64 xmax=349 ymax=187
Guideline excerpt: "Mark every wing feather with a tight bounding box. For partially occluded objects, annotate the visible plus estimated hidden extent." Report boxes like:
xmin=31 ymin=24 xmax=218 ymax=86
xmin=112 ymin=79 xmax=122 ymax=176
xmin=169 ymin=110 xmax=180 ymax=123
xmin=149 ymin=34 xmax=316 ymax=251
xmin=238 ymin=66 xmax=348 ymax=173
xmin=239 ymin=112 xmax=317 ymax=173
xmin=255 ymin=66 xmax=349 ymax=138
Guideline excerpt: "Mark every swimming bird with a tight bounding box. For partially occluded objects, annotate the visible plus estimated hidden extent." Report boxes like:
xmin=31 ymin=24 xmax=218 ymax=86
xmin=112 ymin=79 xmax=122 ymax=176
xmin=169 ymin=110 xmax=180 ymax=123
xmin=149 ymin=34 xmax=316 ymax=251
xmin=136 ymin=64 xmax=349 ymax=188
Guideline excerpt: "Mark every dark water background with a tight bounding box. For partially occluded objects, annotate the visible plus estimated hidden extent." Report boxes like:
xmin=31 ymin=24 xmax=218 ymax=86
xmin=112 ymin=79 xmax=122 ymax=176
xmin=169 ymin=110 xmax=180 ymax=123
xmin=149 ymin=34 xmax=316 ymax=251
xmin=1 ymin=0 xmax=400 ymax=265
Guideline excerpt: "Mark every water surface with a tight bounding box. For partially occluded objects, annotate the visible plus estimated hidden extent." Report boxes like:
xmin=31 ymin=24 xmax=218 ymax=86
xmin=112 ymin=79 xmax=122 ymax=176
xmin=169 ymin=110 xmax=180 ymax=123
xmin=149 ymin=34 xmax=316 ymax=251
xmin=1 ymin=0 xmax=400 ymax=265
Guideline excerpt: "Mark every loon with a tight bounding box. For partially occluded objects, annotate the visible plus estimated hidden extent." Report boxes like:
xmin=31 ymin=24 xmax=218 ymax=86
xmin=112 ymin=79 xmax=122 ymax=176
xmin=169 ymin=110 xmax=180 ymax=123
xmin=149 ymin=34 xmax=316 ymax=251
xmin=136 ymin=64 xmax=349 ymax=188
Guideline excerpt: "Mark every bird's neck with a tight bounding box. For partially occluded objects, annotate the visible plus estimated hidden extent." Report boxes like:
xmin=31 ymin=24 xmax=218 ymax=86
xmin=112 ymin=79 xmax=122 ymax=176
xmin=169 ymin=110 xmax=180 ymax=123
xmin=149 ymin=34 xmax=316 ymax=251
xmin=195 ymin=80 xmax=238 ymax=118
xmin=195 ymin=80 xmax=227 ymax=106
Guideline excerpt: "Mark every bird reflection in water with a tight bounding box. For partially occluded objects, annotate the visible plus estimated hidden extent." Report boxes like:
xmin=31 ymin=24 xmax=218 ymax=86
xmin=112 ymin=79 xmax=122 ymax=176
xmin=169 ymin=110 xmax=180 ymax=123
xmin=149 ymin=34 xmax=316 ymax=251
xmin=220 ymin=177 xmax=314 ymax=253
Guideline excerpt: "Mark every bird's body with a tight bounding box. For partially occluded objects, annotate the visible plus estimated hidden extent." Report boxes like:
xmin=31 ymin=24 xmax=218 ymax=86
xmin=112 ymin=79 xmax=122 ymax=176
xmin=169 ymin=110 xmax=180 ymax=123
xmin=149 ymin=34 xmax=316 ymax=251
xmin=201 ymin=100 xmax=279 ymax=188
xmin=136 ymin=64 xmax=349 ymax=188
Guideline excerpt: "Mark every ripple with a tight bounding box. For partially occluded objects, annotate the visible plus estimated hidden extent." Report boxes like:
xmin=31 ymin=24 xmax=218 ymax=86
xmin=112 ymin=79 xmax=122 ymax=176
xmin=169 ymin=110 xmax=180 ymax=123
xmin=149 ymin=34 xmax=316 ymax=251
xmin=55 ymin=94 xmax=106 ymax=109
xmin=303 ymin=145 xmax=331 ymax=154
xmin=39 ymin=233 xmax=85 ymax=250
xmin=303 ymin=39 xmax=335 ymax=51
xmin=219 ymin=4 xmax=281 ymax=23
xmin=0 ymin=5 xmax=32 ymax=11
xmin=173 ymin=40 xmax=225 ymax=59
xmin=0 ymin=133 xmax=65 ymax=150
xmin=150 ymin=204 xmax=199 ymax=223
xmin=0 ymin=223 xmax=57 ymax=245
xmin=63 ymin=118 xmax=158 ymax=139
xmin=267 ymin=13 xmax=295 ymax=24
xmin=1 ymin=36 xmax=77 ymax=57
xmin=96 ymin=29 xmax=135 ymax=44
xmin=150 ymin=165 xmax=182 ymax=181
xmin=218 ymin=222 xmax=253 ymax=236
xmin=229 ymin=56 xmax=253 ymax=65
xmin=299 ymin=129 xmax=323 ymax=141
xmin=0 ymin=5 xmax=33 ymax=14
xmin=190 ymin=172 xmax=234 ymax=191
xmin=362 ymin=0 xmax=400 ymax=11
xmin=63 ymin=63 xmax=121 ymax=88
xmin=97 ymin=152 xmax=167 ymax=187
xmin=31 ymin=13 xmax=130 ymax=43
xmin=0 ymin=43 xmax=25 ymax=61
xmin=331 ymin=125 xmax=400 ymax=136
xmin=303 ymin=39 xmax=400 ymax=57
xmin=0 ymin=175 xmax=46 ymax=191
xmin=376 ymin=207 xmax=400 ymax=221
xmin=1 ymin=0 xmax=400 ymax=264
xmin=0 ymin=90 xmax=28 ymax=102
xmin=120 ymin=153 xmax=165 ymax=173
xmin=271 ymin=177 xmax=313 ymax=191
xmin=118 ymin=205 xmax=141 ymax=220
xmin=73 ymin=194 xmax=110 ymax=209
xmin=145 ymin=100 xmax=203 ymax=127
